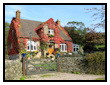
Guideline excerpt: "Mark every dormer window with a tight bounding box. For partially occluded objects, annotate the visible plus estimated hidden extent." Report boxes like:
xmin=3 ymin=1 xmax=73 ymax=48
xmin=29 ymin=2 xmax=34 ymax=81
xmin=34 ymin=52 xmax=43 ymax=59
xmin=48 ymin=29 xmax=54 ymax=35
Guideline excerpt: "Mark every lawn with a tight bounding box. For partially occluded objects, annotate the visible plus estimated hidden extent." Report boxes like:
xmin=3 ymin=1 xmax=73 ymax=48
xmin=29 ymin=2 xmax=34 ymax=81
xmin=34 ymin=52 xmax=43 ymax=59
xmin=95 ymin=77 xmax=105 ymax=80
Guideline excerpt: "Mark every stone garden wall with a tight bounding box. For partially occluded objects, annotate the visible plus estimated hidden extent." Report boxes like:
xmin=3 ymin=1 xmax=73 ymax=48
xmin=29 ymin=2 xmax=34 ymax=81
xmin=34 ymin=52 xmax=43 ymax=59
xmin=59 ymin=57 xmax=86 ymax=73
xmin=9 ymin=54 xmax=19 ymax=60
xmin=5 ymin=59 xmax=22 ymax=80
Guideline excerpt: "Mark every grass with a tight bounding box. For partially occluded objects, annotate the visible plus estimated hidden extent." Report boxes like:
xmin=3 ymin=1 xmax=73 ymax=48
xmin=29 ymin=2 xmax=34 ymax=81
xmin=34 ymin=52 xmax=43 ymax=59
xmin=95 ymin=77 xmax=105 ymax=80
xmin=20 ymin=76 xmax=31 ymax=80
xmin=95 ymin=45 xmax=105 ymax=49
xmin=35 ymin=61 xmax=57 ymax=70
xmin=41 ymin=74 xmax=54 ymax=77
xmin=72 ymin=71 xmax=80 ymax=74
xmin=20 ymin=76 xmax=26 ymax=80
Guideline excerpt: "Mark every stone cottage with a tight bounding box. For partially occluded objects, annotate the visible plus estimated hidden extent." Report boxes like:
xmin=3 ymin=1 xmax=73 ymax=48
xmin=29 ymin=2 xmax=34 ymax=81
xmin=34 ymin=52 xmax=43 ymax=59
xmin=7 ymin=10 xmax=73 ymax=59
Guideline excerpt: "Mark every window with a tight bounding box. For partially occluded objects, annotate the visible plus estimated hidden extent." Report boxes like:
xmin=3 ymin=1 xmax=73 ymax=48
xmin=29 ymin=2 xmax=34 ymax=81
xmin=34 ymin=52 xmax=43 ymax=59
xmin=27 ymin=40 xmax=37 ymax=51
xmin=48 ymin=29 xmax=54 ymax=35
xmin=48 ymin=40 xmax=54 ymax=49
xmin=60 ymin=43 xmax=67 ymax=52
xmin=73 ymin=45 xmax=79 ymax=53
xmin=49 ymin=45 xmax=52 ymax=48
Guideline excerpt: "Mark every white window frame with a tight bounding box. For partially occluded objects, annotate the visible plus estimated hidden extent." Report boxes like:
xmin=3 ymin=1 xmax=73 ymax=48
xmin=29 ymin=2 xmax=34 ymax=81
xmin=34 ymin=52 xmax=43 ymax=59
xmin=60 ymin=43 xmax=67 ymax=52
xmin=27 ymin=40 xmax=37 ymax=51
xmin=73 ymin=45 xmax=79 ymax=53
xmin=48 ymin=29 xmax=54 ymax=35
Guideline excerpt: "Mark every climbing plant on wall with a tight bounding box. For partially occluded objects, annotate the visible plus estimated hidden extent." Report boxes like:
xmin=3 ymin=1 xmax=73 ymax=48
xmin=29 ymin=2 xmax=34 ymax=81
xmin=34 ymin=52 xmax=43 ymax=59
xmin=35 ymin=18 xmax=73 ymax=52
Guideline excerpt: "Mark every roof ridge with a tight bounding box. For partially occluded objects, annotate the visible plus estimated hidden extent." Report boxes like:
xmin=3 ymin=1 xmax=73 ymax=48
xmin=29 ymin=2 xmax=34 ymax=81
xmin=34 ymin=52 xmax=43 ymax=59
xmin=20 ymin=18 xmax=43 ymax=23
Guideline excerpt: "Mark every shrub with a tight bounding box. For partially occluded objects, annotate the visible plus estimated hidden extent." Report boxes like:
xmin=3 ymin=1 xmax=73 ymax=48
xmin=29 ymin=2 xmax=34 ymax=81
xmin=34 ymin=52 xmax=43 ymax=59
xmin=20 ymin=76 xmax=26 ymax=80
xmin=84 ymin=52 xmax=105 ymax=74
xmin=72 ymin=71 xmax=80 ymax=74
xmin=49 ymin=35 xmax=54 ymax=37
xmin=73 ymin=71 xmax=76 ymax=74
xmin=78 ymin=46 xmax=84 ymax=55
xmin=50 ymin=56 xmax=53 ymax=58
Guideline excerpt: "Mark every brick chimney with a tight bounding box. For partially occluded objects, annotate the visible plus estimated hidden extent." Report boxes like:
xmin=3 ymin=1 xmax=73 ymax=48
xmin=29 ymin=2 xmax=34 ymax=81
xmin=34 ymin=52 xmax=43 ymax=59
xmin=56 ymin=19 xmax=60 ymax=25
xmin=16 ymin=10 xmax=21 ymax=19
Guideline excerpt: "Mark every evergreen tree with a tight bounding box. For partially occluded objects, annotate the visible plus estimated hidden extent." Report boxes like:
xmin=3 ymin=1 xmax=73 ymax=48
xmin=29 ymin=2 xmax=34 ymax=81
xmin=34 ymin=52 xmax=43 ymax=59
xmin=5 ymin=22 xmax=10 ymax=58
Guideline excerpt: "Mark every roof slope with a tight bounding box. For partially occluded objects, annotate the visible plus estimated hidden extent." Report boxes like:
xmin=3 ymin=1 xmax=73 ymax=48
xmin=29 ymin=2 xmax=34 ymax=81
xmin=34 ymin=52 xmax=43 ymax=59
xmin=19 ymin=19 xmax=42 ymax=38
xmin=19 ymin=19 xmax=72 ymax=41
xmin=59 ymin=28 xmax=72 ymax=41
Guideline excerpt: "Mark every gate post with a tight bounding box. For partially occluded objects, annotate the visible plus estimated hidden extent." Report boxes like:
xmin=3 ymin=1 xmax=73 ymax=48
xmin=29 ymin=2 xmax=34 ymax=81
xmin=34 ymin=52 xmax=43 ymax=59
xmin=26 ymin=58 xmax=28 ymax=75
xmin=57 ymin=53 xmax=60 ymax=72
xmin=57 ymin=57 xmax=60 ymax=72
xmin=22 ymin=53 xmax=26 ymax=76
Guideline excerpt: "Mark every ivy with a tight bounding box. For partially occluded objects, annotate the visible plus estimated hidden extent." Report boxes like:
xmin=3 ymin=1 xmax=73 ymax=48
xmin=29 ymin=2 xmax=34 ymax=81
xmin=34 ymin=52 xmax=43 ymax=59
xmin=35 ymin=18 xmax=73 ymax=52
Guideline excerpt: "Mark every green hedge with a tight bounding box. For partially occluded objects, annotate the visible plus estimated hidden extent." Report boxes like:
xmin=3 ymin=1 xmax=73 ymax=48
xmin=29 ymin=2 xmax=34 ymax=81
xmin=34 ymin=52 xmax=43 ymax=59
xmin=84 ymin=52 xmax=105 ymax=74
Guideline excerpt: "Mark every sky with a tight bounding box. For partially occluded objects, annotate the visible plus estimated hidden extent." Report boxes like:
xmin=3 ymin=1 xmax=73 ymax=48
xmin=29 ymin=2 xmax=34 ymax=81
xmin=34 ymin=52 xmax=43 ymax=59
xmin=5 ymin=5 xmax=105 ymax=32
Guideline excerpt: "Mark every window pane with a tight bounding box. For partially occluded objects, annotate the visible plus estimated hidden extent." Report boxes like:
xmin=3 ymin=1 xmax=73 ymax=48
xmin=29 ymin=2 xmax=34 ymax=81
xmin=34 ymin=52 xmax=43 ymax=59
xmin=34 ymin=46 xmax=36 ymax=50
xmin=34 ymin=42 xmax=37 ymax=50
xmin=65 ymin=44 xmax=67 ymax=51
xmin=76 ymin=48 xmax=78 ymax=51
xmin=28 ymin=43 xmax=29 ymax=45
xmin=49 ymin=45 xmax=52 ymax=48
xmin=62 ymin=45 xmax=64 ymax=51
xmin=31 ymin=45 xmax=33 ymax=50
xmin=48 ymin=29 xmax=54 ymax=34
xmin=74 ymin=48 xmax=75 ymax=51
xmin=28 ymin=46 xmax=29 ymax=50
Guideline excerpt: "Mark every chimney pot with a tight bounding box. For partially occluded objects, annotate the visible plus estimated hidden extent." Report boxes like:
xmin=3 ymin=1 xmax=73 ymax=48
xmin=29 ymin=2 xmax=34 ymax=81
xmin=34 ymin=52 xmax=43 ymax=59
xmin=16 ymin=10 xmax=21 ymax=19
xmin=56 ymin=19 xmax=60 ymax=25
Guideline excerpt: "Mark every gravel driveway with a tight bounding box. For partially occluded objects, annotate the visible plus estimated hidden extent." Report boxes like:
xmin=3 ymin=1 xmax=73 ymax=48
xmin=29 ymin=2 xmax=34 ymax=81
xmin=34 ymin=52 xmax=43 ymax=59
xmin=25 ymin=72 xmax=105 ymax=80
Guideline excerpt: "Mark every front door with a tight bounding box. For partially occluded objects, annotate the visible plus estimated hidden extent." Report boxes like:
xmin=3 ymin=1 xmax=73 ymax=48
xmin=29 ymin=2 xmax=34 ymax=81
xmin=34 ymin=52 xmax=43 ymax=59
xmin=47 ymin=44 xmax=54 ymax=54
xmin=47 ymin=40 xmax=55 ymax=54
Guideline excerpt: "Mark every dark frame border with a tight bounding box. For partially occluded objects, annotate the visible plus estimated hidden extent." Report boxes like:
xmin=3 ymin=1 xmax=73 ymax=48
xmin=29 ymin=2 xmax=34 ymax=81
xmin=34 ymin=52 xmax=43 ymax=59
xmin=3 ymin=3 xmax=107 ymax=82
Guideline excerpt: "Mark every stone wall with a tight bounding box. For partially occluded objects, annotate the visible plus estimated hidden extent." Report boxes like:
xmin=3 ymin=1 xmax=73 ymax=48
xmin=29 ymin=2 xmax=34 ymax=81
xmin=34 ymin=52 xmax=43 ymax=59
xmin=9 ymin=54 xmax=19 ymax=60
xmin=58 ymin=57 xmax=86 ymax=73
xmin=5 ymin=59 xmax=22 ymax=80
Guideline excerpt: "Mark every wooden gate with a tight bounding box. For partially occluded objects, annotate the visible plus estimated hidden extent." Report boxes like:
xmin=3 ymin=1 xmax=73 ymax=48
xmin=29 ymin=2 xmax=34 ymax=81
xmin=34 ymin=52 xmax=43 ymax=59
xmin=26 ymin=58 xmax=58 ymax=75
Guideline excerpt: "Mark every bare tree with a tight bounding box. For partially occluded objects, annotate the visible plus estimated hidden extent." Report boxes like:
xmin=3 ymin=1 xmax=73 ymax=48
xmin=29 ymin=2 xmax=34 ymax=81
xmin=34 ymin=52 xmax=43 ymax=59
xmin=85 ymin=5 xmax=105 ymax=30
